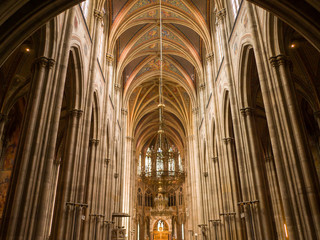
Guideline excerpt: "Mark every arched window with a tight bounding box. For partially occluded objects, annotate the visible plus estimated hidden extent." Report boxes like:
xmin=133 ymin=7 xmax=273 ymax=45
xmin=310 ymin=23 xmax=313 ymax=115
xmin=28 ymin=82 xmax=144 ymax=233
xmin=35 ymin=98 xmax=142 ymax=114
xmin=137 ymin=188 xmax=143 ymax=206
xmin=168 ymin=190 xmax=176 ymax=207
xmin=145 ymin=189 xmax=153 ymax=207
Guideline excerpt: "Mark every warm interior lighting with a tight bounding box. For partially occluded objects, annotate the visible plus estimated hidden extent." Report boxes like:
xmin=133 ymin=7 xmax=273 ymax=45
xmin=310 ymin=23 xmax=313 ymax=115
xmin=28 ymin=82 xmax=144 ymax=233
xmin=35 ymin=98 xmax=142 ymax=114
xmin=25 ymin=48 xmax=30 ymax=52
xmin=290 ymin=43 xmax=295 ymax=48
xmin=284 ymin=223 xmax=288 ymax=238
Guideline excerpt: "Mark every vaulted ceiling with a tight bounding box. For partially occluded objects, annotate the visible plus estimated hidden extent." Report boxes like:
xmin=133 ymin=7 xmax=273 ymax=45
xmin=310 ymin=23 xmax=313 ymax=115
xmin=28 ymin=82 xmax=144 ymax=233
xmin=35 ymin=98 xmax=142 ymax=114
xmin=109 ymin=0 xmax=212 ymax=153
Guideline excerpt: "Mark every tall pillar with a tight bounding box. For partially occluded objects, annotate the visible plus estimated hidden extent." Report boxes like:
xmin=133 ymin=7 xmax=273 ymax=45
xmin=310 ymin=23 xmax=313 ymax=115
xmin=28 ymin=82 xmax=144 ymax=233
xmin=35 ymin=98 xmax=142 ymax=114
xmin=199 ymin=83 xmax=206 ymax=119
xmin=68 ymin=8 xmax=105 ymax=240
xmin=84 ymin=139 xmax=100 ymax=239
xmin=206 ymin=53 xmax=214 ymax=95
xmin=106 ymin=53 xmax=115 ymax=102
xmin=244 ymin=3 xmax=303 ymax=239
xmin=191 ymin=107 xmax=204 ymax=229
xmin=221 ymin=137 xmax=242 ymax=240
xmin=50 ymin=108 xmax=83 ymax=240
xmin=1 ymin=54 xmax=58 ymax=239
xmin=112 ymin=83 xmax=123 ymax=218
xmin=104 ymin=54 xmax=115 ymax=234
xmin=102 ymin=158 xmax=112 ymax=239
xmin=269 ymin=54 xmax=320 ymax=239
xmin=122 ymin=134 xmax=134 ymax=239
xmin=240 ymin=107 xmax=274 ymax=239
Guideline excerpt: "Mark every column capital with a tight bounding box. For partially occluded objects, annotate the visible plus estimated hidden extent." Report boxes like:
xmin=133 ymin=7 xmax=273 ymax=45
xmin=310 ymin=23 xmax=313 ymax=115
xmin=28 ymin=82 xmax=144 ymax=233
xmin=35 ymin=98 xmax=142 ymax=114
xmin=216 ymin=8 xmax=226 ymax=22
xmin=69 ymin=109 xmax=83 ymax=118
xmin=126 ymin=136 xmax=134 ymax=141
xmin=104 ymin=158 xmax=111 ymax=165
xmin=206 ymin=53 xmax=214 ymax=62
xmin=192 ymin=107 xmax=199 ymax=115
xmin=114 ymin=83 xmax=122 ymax=91
xmin=106 ymin=53 xmax=114 ymax=63
xmin=48 ymin=59 xmax=55 ymax=69
xmin=212 ymin=156 xmax=218 ymax=163
xmin=89 ymin=138 xmax=100 ymax=146
xmin=121 ymin=108 xmax=128 ymax=115
xmin=222 ymin=137 xmax=234 ymax=144
xmin=94 ymin=9 xmax=104 ymax=20
xmin=199 ymin=83 xmax=206 ymax=91
xmin=34 ymin=56 xmax=50 ymax=68
xmin=240 ymin=107 xmax=254 ymax=117
xmin=269 ymin=54 xmax=291 ymax=67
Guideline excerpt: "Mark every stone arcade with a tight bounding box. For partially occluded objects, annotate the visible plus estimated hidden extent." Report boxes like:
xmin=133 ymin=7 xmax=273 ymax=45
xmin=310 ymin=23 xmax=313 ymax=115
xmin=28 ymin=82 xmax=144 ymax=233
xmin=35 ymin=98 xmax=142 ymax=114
xmin=0 ymin=0 xmax=319 ymax=239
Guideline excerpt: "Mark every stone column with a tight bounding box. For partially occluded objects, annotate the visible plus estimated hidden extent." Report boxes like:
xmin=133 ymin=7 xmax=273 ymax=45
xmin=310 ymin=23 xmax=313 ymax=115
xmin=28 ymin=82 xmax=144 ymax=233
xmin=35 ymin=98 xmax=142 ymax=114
xmin=122 ymin=134 xmax=133 ymax=239
xmin=50 ymin=109 xmax=82 ymax=240
xmin=199 ymin=83 xmax=206 ymax=119
xmin=93 ymin=141 xmax=104 ymax=240
xmin=102 ymin=158 xmax=112 ymax=239
xmin=113 ymin=83 xmax=122 ymax=215
xmin=206 ymin=53 xmax=214 ymax=95
xmin=128 ymin=151 xmax=136 ymax=240
xmin=103 ymin=54 xmax=115 ymax=237
xmin=185 ymin=138 xmax=194 ymax=240
xmin=216 ymin=8 xmax=250 ymax=239
xmin=106 ymin=54 xmax=114 ymax=98
xmin=70 ymin=8 xmax=104 ymax=240
xmin=264 ymin=155 xmax=287 ymax=239
xmin=1 ymin=54 xmax=57 ymax=240
xmin=270 ymin=54 xmax=320 ymax=239
xmin=221 ymin=137 xmax=242 ymax=240
xmin=82 ymin=138 xmax=100 ymax=239
xmin=191 ymin=107 xmax=204 ymax=229
xmin=244 ymin=3 xmax=302 ymax=239
xmin=25 ymin=8 xmax=76 ymax=240
xmin=240 ymin=107 xmax=274 ymax=239
xmin=218 ymin=137 xmax=230 ymax=240
xmin=209 ymin=157 xmax=223 ymax=240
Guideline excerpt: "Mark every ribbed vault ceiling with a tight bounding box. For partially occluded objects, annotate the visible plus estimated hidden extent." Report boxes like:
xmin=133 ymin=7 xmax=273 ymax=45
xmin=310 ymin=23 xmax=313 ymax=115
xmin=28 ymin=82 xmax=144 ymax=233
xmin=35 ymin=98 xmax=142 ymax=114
xmin=110 ymin=0 xmax=212 ymax=153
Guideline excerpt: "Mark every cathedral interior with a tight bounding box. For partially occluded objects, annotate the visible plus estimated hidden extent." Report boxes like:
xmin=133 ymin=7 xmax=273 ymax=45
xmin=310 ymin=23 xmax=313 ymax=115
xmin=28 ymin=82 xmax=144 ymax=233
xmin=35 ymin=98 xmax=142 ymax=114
xmin=0 ymin=0 xmax=320 ymax=239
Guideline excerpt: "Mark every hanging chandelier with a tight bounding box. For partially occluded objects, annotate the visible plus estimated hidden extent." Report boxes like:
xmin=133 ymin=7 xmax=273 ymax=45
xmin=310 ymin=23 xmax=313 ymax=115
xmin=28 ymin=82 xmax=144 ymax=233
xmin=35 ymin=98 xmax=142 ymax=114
xmin=140 ymin=0 xmax=185 ymax=192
